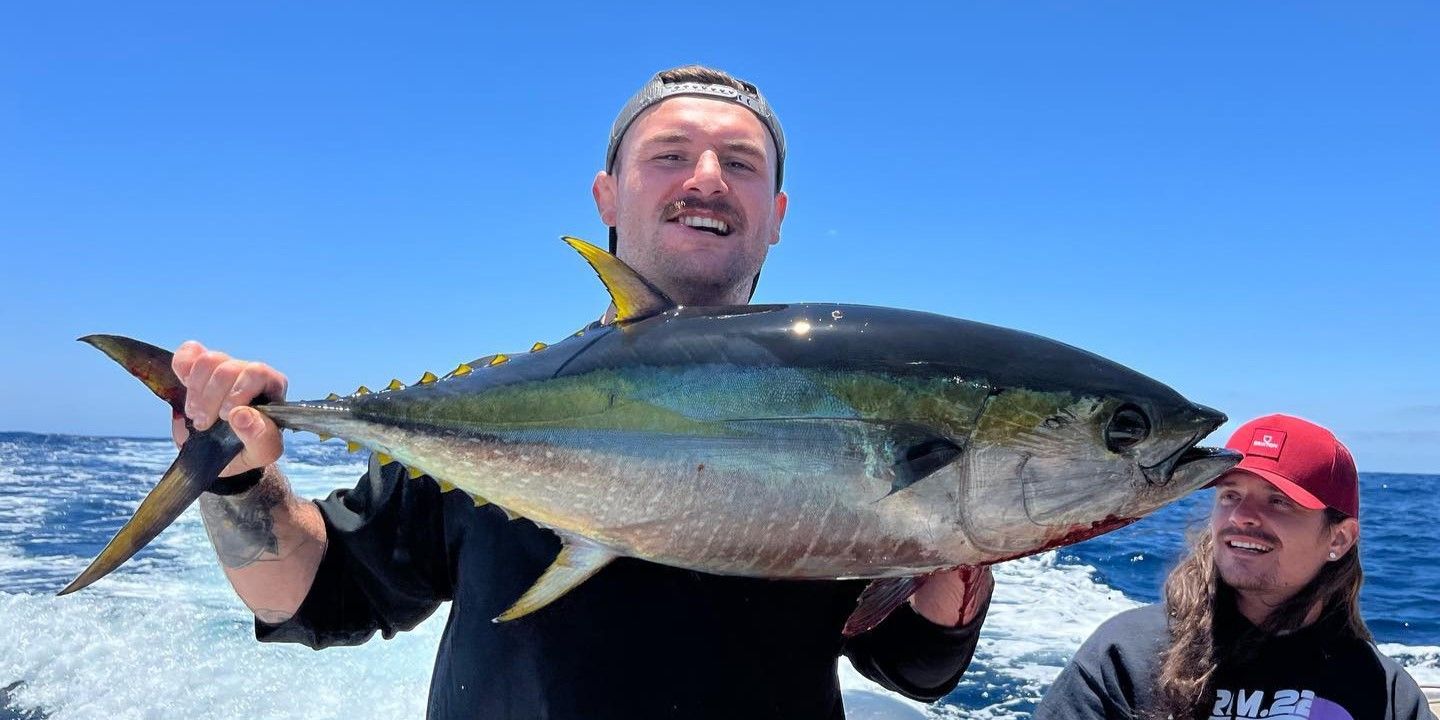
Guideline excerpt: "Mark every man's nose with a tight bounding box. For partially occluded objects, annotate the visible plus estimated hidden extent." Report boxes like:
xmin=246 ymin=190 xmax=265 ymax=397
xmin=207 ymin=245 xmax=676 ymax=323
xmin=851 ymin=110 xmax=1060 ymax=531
xmin=685 ymin=150 xmax=729 ymax=196
xmin=1227 ymin=496 xmax=1264 ymax=528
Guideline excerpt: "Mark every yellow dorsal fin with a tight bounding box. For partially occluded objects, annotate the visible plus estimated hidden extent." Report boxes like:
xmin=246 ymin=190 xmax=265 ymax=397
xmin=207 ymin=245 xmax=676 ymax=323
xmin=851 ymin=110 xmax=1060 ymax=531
xmin=386 ymin=378 xmax=405 ymax=391
xmin=325 ymin=392 xmax=340 ymax=401
xmin=353 ymin=385 xmax=371 ymax=396
xmin=450 ymin=363 xmax=473 ymax=378
xmin=488 ymin=354 xmax=509 ymax=366
xmin=562 ymin=236 xmax=675 ymax=322
xmin=530 ymin=341 xmax=547 ymax=352
xmin=418 ymin=371 xmax=439 ymax=385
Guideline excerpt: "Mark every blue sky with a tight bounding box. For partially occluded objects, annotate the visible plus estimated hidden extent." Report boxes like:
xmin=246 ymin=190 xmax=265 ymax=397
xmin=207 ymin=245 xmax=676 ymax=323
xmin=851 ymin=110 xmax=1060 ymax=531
xmin=2 ymin=2 xmax=1436 ymax=472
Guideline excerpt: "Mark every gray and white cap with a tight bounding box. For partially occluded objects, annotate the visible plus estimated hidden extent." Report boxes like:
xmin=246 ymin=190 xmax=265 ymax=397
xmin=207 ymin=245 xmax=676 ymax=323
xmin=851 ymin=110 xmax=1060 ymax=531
xmin=605 ymin=71 xmax=787 ymax=191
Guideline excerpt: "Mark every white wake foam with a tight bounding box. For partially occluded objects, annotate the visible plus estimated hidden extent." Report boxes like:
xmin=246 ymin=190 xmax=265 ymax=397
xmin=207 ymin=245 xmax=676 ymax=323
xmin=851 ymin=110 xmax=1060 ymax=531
xmin=2 ymin=438 xmax=1435 ymax=719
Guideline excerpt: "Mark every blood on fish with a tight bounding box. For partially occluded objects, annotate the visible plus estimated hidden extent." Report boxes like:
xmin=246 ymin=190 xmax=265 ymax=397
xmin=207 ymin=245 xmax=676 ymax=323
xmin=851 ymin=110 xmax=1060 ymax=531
xmin=986 ymin=516 xmax=1137 ymax=565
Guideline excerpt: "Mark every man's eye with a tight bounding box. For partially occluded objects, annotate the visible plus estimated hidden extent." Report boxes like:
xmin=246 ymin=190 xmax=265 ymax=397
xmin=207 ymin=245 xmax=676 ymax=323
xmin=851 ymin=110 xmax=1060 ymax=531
xmin=655 ymin=154 xmax=684 ymax=162
xmin=727 ymin=160 xmax=755 ymax=172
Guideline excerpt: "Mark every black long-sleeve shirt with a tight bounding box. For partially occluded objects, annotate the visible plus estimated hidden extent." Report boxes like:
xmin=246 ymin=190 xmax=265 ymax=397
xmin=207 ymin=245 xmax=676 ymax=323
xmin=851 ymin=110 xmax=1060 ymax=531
xmin=258 ymin=460 xmax=988 ymax=719
xmin=1035 ymin=603 xmax=1435 ymax=720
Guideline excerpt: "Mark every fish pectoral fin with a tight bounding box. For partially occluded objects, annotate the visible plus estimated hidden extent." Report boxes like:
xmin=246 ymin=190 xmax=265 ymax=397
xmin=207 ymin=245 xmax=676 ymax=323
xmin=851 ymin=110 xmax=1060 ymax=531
xmin=842 ymin=576 xmax=928 ymax=637
xmin=494 ymin=537 xmax=618 ymax=622
xmin=888 ymin=427 xmax=964 ymax=497
xmin=725 ymin=418 xmax=963 ymax=497
xmin=562 ymin=236 xmax=675 ymax=323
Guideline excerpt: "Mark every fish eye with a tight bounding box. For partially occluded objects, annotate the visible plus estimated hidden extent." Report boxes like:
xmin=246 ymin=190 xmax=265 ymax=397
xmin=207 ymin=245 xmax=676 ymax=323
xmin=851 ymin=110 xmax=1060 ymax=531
xmin=1105 ymin=405 xmax=1151 ymax=453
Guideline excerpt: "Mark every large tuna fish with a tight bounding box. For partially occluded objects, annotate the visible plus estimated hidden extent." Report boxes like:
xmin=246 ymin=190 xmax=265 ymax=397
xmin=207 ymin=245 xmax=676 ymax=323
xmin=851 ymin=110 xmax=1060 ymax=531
xmin=62 ymin=237 xmax=1239 ymax=633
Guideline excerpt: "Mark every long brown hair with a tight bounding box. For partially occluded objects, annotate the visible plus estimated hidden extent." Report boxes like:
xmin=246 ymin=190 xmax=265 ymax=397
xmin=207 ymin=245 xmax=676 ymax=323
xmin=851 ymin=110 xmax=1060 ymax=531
xmin=1154 ymin=509 xmax=1368 ymax=719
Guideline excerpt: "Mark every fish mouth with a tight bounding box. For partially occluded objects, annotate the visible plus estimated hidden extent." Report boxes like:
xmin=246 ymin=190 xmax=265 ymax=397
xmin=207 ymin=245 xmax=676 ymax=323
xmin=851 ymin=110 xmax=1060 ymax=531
xmin=1162 ymin=445 xmax=1242 ymax=491
xmin=1139 ymin=402 xmax=1235 ymax=488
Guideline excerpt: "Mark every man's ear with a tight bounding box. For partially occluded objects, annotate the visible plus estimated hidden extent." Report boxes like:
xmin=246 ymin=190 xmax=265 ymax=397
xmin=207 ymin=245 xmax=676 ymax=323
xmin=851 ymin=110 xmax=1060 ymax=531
xmin=1328 ymin=517 xmax=1360 ymax=560
xmin=769 ymin=190 xmax=788 ymax=246
xmin=593 ymin=171 xmax=618 ymax=226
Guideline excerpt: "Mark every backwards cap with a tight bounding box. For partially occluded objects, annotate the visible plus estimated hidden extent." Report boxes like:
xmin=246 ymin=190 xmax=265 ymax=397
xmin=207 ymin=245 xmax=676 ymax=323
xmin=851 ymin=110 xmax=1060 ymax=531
xmin=605 ymin=67 xmax=787 ymax=192
xmin=602 ymin=67 xmax=785 ymax=288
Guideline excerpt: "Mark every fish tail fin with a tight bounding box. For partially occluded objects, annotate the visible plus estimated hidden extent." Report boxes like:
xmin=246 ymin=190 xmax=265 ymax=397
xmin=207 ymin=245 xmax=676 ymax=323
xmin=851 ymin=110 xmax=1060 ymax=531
xmin=60 ymin=335 xmax=245 ymax=595
xmin=78 ymin=335 xmax=189 ymax=417
xmin=58 ymin=422 xmax=244 ymax=595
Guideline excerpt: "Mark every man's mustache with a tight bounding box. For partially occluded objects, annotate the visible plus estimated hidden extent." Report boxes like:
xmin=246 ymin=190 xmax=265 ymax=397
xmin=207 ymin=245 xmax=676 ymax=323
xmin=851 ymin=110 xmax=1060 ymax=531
xmin=1218 ymin=528 xmax=1282 ymax=548
xmin=663 ymin=198 xmax=743 ymax=231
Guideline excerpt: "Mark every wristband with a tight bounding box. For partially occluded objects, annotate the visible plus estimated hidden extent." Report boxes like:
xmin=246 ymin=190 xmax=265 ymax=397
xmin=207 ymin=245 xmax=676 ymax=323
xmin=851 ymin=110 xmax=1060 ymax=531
xmin=209 ymin=468 xmax=264 ymax=496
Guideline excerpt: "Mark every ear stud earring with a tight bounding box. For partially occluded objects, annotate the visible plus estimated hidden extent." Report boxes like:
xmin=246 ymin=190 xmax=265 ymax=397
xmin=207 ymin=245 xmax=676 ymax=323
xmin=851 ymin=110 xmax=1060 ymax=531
xmin=1328 ymin=551 xmax=1338 ymax=560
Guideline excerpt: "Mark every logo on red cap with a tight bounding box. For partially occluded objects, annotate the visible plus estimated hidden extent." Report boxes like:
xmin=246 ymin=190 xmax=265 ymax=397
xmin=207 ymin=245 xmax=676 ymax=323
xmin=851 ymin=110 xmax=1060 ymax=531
xmin=1247 ymin=429 xmax=1286 ymax=460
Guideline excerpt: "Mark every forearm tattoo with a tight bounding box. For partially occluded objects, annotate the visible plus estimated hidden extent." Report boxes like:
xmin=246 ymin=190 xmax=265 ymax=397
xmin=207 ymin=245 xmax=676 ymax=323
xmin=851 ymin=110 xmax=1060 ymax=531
xmin=198 ymin=467 xmax=288 ymax=569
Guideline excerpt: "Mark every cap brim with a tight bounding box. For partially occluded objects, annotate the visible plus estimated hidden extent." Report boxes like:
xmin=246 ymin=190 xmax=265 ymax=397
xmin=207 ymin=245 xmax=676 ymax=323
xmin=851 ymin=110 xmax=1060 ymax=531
xmin=1230 ymin=467 xmax=1327 ymax=510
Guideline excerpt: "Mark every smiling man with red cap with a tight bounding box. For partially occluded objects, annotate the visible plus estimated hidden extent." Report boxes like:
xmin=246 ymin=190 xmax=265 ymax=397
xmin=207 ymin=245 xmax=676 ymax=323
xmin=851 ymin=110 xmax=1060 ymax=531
xmin=1036 ymin=414 xmax=1434 ymax=720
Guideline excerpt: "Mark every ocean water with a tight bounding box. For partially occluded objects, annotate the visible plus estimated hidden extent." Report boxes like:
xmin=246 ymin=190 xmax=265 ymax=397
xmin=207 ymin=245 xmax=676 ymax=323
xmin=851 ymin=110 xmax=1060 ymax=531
xmin=0 ymin=431 xmax=1434 ymax=719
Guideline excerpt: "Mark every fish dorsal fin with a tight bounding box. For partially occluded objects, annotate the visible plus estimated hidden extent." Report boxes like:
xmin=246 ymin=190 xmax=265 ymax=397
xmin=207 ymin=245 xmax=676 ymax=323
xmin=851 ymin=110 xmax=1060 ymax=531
xmin=494 ymin=535 xmax=618 ymax=622
xmin=562 ymin=236 xmax=675 ymax=323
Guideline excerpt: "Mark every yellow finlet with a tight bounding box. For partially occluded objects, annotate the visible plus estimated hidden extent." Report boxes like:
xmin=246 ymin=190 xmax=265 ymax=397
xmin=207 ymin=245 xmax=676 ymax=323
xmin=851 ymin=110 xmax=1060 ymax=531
xmin=315 ymin=432 xmax=333 ymax=442
xmin=451 ymin=363 xmax=473 ymax=377
xmin=418 ymin=371 xmax=439 ymax=385
xmin=472 ymin=494 xmax=489 ymax=508
xmin=353 ymin=385 xmax=371 ymax=396
xmin=437 ymin=479 xmax=458 ymax=493
xmin=346 ymin=441 xmax=361 ymax=453
xmin=488 ymin=354 xmax=509 ymax=366
xmin=562 ymin=236 xmax=675 ymax=323
xmin=530 ymin=342 xmax=547 ymax=352
xmin=325 ymin=393 xmax=341 ymax=401
xmin=407 ymin=466 xmax=425 ymax=480
xmin=376 ymin=453 xmax=393 ymax=466
xmin=386 ymin=379 xmax=405 ymax=391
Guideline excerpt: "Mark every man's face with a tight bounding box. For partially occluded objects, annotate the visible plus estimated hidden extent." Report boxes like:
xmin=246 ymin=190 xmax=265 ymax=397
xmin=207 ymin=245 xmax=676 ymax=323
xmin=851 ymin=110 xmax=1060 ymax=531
xmin=1210 ymin=471 xmax=1354 ymax=605
xmin=593 ymin=95 xmax=788 ymax=306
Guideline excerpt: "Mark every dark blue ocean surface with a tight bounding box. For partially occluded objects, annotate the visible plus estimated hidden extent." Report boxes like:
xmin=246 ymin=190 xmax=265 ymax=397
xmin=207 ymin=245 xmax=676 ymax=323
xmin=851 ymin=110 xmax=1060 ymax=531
xmin=0 ymin=431 xmax=1434 ymax=719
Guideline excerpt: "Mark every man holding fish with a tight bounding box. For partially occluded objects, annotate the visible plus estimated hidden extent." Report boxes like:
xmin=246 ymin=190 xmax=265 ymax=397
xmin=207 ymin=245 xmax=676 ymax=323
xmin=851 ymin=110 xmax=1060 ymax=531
xmin=167 ymin=65 xmax=997 ymax=718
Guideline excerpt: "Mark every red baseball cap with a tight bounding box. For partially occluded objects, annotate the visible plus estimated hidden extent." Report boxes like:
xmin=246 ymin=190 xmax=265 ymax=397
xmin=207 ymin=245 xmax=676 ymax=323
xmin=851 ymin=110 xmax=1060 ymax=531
xmin=1222 ymin=414 xmax=1359 ymax=517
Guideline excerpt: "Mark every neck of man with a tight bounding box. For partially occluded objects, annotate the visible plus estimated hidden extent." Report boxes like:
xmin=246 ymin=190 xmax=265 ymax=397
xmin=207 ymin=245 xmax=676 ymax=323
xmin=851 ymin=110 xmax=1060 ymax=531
xmin=598 ymin=284 xmax=751 ymax=326
xmin=1232 ymin=587 xmax=1324 ymax=631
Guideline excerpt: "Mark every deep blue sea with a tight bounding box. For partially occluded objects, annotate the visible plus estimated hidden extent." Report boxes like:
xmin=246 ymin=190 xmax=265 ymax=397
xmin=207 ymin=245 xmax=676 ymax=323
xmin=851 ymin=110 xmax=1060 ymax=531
xmin=1 ymin=431 xmax=1435 ymax=719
